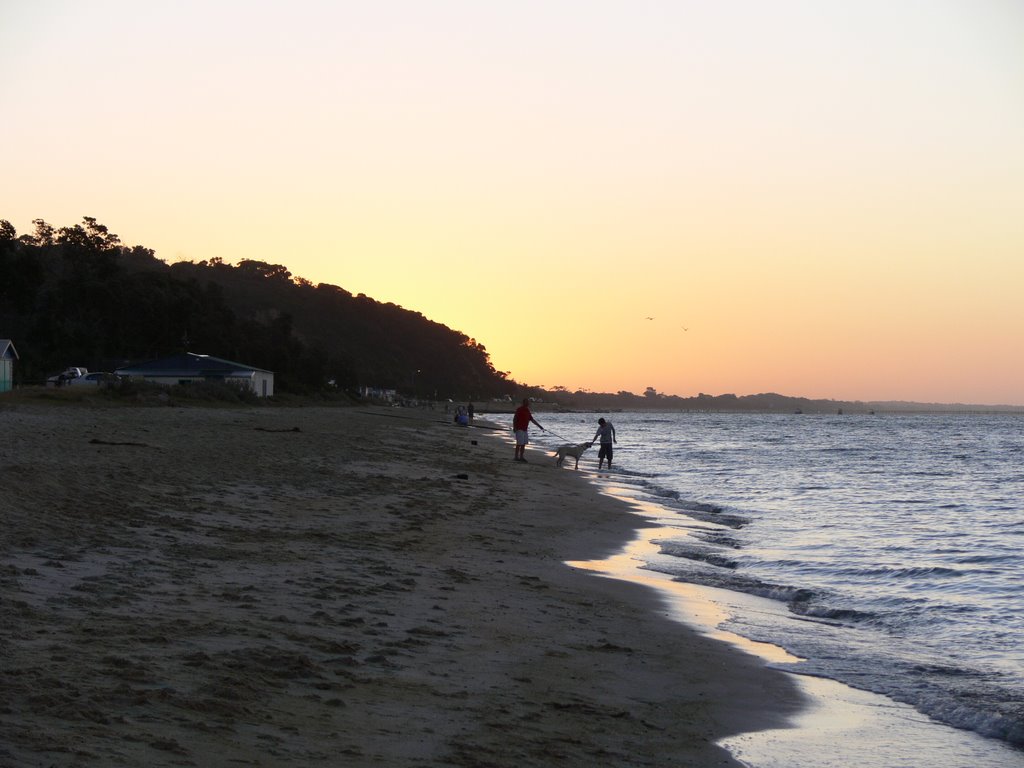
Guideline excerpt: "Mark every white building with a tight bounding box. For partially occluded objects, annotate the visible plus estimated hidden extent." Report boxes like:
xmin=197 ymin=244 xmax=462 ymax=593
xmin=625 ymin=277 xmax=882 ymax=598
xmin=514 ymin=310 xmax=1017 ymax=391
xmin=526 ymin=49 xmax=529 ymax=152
xmin=116 ymin=353 xmax=274 ymax=397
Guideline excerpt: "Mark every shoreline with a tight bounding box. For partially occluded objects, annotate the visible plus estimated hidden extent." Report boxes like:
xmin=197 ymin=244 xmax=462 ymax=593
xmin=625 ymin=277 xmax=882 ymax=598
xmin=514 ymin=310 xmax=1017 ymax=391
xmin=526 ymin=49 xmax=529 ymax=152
xmin=566 ymin=474 xmax=1024 ymax=767
xmin=1 ymin=403 xmax=803 ymax=767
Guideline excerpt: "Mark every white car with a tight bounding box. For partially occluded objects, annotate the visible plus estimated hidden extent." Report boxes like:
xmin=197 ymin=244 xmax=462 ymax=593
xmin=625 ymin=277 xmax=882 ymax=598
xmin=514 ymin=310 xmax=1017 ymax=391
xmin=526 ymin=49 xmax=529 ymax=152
xmin=67 ymin=372 xmax=120 ymax=387
xmin=46 ymin=366 xmax=88 ymax=386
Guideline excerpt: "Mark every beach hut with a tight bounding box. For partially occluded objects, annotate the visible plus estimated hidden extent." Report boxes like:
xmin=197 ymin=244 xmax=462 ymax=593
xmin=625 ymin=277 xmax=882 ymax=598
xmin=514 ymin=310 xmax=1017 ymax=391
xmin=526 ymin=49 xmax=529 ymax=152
xmin=0 ymin=339 xmax=18 ymax=393
xmin=115 ymin=352 xmax=275 ymax=397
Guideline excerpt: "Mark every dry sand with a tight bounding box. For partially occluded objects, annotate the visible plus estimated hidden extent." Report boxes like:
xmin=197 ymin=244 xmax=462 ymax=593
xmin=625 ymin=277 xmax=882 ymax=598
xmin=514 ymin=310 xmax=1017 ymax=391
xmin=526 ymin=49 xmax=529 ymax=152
xmin=0 ymin=401 xmax=803 ymax=767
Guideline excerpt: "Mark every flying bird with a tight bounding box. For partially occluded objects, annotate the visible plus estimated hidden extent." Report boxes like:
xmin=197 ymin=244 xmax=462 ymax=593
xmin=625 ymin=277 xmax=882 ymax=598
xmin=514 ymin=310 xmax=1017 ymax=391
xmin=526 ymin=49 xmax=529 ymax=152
xmin=645 ymin=316 xmax=655 ymax=320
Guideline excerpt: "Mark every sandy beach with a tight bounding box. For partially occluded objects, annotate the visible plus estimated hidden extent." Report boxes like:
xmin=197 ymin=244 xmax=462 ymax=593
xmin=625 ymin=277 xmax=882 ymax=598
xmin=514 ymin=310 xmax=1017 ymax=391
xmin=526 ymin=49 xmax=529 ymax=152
xmin=0 ymin=400 xmax=803 ymax=767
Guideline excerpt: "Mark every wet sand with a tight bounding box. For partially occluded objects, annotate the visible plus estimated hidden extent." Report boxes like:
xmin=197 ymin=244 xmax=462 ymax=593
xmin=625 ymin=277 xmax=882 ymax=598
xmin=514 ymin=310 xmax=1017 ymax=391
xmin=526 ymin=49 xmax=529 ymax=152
xmin=0 ymin=402 xmax=803 ymax=767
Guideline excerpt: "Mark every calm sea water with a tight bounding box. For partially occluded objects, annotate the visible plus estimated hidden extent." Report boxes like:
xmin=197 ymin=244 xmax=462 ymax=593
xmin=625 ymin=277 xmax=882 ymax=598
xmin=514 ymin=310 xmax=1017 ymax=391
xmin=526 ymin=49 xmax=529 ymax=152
xmin=523 ymin=410 xmax=1024 ymax=754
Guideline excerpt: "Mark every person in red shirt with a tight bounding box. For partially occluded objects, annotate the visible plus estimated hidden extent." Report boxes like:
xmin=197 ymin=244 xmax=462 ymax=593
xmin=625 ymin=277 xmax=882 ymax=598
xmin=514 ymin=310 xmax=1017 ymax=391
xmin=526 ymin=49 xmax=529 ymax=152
xmin=512 ymin=398 xmax=544 ymax=462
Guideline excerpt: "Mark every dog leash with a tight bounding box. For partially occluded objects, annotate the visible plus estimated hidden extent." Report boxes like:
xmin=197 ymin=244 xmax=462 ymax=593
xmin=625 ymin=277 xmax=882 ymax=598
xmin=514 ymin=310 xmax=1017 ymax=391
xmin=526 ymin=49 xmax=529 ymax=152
xmin=542 ymin=428 xmax=578 ymax=443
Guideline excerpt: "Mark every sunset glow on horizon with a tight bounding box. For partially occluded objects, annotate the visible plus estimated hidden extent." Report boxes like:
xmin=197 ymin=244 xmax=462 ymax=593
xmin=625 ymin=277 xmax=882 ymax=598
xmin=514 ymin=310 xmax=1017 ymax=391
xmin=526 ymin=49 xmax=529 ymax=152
xmin=3 ymin=1 xmax=1022 ymax=405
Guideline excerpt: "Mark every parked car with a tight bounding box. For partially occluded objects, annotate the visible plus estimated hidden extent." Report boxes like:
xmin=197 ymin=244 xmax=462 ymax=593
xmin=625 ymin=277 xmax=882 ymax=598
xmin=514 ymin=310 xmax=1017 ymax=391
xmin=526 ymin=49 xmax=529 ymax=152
xmin=67 ymin=372 xmax=120 ymax=387
xmin=46 ymin=367 xmax=89 ymax=386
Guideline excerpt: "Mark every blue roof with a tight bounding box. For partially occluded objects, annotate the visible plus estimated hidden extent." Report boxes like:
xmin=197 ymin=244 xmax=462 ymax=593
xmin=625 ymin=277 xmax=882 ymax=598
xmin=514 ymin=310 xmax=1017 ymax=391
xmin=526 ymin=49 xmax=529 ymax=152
xmin=116 ymin=352 xmax=271 ymax=376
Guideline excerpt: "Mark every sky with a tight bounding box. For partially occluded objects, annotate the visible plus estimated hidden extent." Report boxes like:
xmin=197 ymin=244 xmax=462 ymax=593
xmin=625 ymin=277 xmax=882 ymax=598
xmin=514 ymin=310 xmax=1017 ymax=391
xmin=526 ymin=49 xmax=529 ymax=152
xmin=2 ymin=0 xmax=1023 ymax=405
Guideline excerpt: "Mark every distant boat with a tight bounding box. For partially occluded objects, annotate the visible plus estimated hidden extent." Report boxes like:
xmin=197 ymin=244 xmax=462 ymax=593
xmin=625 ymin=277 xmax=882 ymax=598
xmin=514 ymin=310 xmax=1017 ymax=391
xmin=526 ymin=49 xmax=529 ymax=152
xmin=794 ymin=408 xmax=803 ymax=414
xmin=837 ymin=408 xmax=843 ymax=415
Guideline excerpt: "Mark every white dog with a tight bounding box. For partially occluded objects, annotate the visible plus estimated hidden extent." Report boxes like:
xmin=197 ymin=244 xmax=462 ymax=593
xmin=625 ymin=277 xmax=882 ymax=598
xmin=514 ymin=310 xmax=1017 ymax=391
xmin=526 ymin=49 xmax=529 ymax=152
xmin=553 ymin=442 xmax=593 ymax=469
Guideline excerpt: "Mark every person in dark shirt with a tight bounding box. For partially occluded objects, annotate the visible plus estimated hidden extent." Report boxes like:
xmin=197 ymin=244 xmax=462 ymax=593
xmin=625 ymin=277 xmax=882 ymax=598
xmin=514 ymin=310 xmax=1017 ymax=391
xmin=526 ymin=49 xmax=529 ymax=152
xmin=593 ymin=417 xmax=617 ymax=470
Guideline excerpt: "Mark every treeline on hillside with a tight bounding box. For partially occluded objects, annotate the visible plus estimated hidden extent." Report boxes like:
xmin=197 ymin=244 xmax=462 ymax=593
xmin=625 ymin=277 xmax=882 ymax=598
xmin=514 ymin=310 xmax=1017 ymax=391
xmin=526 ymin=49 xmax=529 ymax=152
xmin=528 ymin=387 xmax=1022 ymax=414
xmin=537 ymin=388 xmax=868 ymax=413
xmin=0 ymin=217 xmax=515 ymax=398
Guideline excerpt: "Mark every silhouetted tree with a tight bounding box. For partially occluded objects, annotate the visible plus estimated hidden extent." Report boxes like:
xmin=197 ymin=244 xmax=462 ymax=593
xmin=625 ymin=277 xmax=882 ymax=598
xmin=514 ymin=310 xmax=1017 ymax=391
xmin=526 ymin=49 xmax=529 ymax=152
xmin=29 ymin=218 xmax=56 ymax=246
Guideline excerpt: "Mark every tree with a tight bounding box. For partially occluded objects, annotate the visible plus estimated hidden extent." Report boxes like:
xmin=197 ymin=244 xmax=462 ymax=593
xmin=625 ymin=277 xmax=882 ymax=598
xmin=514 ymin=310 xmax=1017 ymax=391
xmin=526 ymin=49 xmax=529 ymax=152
xmin=31 ymin=219 xmax=55 ymax=246
xmin=236 ymin=260 xmax=292 ymax=281
xmin=56 ymin=216 xmax=121 ymax=252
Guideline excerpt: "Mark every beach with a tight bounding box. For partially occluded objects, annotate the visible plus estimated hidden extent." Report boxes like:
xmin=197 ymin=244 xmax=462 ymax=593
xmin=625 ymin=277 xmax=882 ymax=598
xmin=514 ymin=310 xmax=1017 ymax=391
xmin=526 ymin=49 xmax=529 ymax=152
xmin=0 ymin=401 xmax=802 ymax=767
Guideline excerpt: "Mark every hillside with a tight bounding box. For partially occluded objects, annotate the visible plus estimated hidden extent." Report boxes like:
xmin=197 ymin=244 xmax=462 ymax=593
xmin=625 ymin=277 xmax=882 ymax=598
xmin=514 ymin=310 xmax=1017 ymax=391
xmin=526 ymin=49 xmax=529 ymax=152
xmin=0 ymin=217 xmax=513 ymax=398
xmin=5 ymin=217 xmax=1019 ymax=413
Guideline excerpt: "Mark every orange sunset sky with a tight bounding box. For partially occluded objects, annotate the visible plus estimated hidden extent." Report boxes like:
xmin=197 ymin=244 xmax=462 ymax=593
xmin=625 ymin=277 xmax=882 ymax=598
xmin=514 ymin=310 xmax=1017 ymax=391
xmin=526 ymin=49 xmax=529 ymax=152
xmin=3 ymin=1 xmax=1022 ymax=405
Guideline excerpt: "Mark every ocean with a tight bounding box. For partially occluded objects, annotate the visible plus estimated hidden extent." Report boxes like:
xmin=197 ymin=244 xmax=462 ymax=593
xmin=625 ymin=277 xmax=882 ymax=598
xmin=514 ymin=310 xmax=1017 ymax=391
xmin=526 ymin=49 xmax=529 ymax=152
xmin=517 ymin=409 xmax=1024 ymax=765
